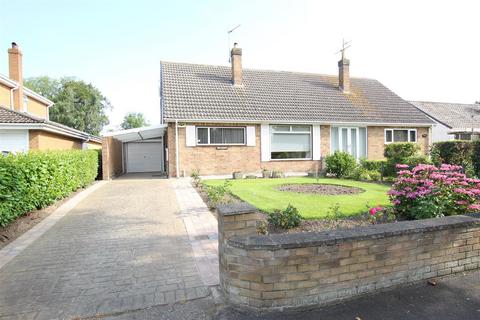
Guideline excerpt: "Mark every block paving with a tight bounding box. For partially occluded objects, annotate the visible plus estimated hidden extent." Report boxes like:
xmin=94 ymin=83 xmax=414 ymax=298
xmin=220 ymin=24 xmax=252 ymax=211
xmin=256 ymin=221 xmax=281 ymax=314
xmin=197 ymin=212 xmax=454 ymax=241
xmin=0 ymin=177 xmax=212 ymax=319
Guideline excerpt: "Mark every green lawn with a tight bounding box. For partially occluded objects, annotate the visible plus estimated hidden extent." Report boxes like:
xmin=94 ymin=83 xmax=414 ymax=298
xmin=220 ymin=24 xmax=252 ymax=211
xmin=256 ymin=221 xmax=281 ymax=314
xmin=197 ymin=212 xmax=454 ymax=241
xmin=203 ymin=177 xmax=391 ymax=219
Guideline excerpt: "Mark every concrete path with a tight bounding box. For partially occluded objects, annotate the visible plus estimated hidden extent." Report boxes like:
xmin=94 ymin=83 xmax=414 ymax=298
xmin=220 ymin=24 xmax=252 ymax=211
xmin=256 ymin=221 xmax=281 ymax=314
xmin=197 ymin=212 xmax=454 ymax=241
xmin=172 ymin=178 xmax=219 ymax=287
xmin=0 ymin=176 xmax=216 ymax=319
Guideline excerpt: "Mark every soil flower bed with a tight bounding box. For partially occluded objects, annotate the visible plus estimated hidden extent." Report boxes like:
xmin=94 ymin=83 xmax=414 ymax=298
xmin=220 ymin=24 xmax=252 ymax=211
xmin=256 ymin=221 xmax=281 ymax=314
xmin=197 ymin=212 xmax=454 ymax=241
xmin=277 ymin=183 xmax=364 ymax=195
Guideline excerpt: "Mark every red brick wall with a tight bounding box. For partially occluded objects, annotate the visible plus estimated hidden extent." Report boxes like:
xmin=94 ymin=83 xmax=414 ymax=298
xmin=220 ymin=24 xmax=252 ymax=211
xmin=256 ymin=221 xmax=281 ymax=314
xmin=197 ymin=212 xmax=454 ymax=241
xmin=167 ymin=122 xmax=431 ymax=177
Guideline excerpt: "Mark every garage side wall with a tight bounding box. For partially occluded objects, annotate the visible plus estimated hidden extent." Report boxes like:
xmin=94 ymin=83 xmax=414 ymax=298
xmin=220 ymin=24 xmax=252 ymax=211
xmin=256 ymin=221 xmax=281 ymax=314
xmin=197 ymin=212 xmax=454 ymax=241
xmin=102 ymin=136 xmax=123 ymax=180
xmin=29 ymin=130 xmax=83 ymax=150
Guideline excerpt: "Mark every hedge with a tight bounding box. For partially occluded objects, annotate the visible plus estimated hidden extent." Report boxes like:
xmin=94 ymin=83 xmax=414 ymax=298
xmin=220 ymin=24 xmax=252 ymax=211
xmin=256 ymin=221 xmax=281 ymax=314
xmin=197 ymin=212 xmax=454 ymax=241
xmin=0 ymin=150 xmax=98 ymax=226
xmin=431 ymin=141 xmax=479 ymax=177
xmin=383 ymin=142 xmax=421 ymax=176
xmin=474 ymin=141 xmax=480 ymax=177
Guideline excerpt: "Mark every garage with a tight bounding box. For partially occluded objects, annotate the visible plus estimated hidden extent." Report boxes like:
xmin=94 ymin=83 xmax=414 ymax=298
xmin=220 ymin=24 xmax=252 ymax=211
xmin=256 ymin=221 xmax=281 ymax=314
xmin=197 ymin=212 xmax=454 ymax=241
xmin=126 ymin=141 xmax=163 ymax=173
xmin=102 ymin=125 xmax=167 ymax=178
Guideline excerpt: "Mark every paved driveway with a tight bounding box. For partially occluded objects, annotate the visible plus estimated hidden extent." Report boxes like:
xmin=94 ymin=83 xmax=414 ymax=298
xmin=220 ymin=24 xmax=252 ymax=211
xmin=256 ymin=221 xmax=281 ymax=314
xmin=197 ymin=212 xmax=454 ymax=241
xmin=0 ymin=177 xmax=214 ymax=319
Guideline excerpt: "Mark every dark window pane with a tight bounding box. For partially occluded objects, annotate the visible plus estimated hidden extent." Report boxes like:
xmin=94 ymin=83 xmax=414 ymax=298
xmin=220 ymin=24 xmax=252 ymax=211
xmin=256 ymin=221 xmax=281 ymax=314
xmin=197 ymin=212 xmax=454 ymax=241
xmin=409 ymin=130 xmax=416 ymax=142
xmin=197 ymin=128 xmax=208 ymax=144
xmin=393 ymin=130 xmax=408 ymax=142
xmin=385 ymin=130 xmax=393 ymax=142
xmin=210 ymin=128 xmax=223 ymax=144
xmin=223 ymin=128 xmax=244 ymax=144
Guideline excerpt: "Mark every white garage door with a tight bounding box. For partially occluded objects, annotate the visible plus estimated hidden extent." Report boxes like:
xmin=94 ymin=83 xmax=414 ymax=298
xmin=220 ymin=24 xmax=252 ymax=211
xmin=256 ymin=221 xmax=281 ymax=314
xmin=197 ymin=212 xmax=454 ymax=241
xmin=126 ymin=142 xmax=163 ymax=173
xmin=0 ymin=129 xmax=29 ymax=154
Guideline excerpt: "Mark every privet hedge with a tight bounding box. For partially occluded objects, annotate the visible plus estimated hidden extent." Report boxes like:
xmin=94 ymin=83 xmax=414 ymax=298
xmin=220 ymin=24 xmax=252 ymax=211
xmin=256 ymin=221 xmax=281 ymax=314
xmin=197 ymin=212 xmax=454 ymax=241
xmin=0 ymin=150 xmax=98 ymax=226
xmin=431 ymin=141 xmax=480 ymax=177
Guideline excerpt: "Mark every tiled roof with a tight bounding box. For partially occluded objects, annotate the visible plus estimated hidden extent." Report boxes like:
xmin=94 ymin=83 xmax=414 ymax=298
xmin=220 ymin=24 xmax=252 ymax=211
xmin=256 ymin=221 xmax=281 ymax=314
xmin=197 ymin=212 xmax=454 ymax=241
xmin=0 ymin=106 xmax=101 ymax=142
xmin=161 ymin=62 xmax=434 ymax=125
xmin=0 ymin=106 xmax=38 ymax=123
xmin=410 ymin=101 xmax=480 ymax=129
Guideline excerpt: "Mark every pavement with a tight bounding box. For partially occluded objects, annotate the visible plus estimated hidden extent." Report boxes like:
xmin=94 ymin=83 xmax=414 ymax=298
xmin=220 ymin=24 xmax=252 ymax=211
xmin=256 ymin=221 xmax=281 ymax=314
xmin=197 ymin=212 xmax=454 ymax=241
xmin=215 ymin=270 xmax=480 ymax=320
xmin=0 ymin=174 xmax=479 ymax=319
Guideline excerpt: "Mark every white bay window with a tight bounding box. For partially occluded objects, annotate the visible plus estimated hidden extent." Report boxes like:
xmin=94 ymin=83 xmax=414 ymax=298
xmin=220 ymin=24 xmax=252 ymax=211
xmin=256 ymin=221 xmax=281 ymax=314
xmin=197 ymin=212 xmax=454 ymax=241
xmin=270 ymin=125 xmax=312 ymax=160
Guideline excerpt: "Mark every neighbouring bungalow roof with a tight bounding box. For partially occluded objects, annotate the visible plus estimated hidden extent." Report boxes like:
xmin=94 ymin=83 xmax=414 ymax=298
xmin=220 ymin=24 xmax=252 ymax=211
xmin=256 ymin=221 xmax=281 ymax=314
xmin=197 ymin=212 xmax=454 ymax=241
xmin=160 ymin=61 xmax=434 ymax=125
xmin=410 ymin=101 xmax=480 ymax=131
xmin=0 ymin=106 xmax=101 ymax=143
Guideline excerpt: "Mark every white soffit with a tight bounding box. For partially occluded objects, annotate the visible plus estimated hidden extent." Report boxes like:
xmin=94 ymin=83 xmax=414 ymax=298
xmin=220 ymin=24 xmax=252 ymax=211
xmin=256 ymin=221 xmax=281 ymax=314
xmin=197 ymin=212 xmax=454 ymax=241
xmin=104 ymin=124 xmax=167 ymax=142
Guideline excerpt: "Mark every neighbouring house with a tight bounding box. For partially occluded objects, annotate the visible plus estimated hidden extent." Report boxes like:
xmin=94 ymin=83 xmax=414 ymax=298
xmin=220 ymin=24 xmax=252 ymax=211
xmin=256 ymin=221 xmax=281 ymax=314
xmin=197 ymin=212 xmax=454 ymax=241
xmin=410 ymin=101 xmax=480 ymax=142
xmin=102 ymin=43 xmax=434 ymax=179
xmin=0 ymin=42 xmax=101 ymax=154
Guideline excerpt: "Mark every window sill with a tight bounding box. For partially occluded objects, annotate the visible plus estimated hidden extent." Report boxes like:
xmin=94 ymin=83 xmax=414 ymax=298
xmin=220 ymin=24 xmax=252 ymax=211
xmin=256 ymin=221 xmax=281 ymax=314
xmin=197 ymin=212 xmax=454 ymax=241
xmin=195 ymin=144 xmax=246 ymax=147
xmin=269 ymin=158 xmax=314 ymax=162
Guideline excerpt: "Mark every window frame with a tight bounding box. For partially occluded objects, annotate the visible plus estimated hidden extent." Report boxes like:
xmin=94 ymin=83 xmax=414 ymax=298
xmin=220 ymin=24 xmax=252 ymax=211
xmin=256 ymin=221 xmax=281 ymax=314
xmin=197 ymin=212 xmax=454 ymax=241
xmin=270 ymin=124 xmax=313 ymax=161
xmin=384 ymin=128 xmax=417 ymax=144
xmin=195 ymin=126 xmax=246 ymax=146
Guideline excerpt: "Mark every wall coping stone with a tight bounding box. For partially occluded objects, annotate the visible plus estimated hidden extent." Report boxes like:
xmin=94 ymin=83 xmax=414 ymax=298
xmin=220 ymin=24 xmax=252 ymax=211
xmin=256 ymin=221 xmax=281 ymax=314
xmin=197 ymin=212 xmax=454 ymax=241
xmin=228 ymin=214 xmax=480 ymax=250
xmin=217 ymin=202 xmax=258 ymax=216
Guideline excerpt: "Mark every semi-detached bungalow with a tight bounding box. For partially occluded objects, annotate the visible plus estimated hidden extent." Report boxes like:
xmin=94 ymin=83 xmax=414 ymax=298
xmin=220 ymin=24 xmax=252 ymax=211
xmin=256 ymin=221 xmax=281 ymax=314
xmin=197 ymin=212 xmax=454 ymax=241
xmin=0 ymin=43 xmax=101 ymax=154
xmin=102 ymin=44 xmax=434 ymax=179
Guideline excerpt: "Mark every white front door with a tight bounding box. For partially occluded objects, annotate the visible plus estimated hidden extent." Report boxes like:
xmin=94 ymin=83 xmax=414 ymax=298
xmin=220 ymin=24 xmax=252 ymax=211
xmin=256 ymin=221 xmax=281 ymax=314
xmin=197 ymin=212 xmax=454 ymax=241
xmin=339 ymin=127 xmax=359 ymax=158
xmin=126 ymin=141 xmax=164 ymax=173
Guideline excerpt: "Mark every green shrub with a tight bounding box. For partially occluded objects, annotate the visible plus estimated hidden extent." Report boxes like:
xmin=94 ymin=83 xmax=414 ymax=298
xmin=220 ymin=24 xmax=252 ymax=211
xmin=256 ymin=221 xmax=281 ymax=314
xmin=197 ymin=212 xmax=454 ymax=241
xmin=190 ymin=169 xmax=201 ymax=187
xmin=406 ymin=154 xmax=432 ymax=167
xmin=350 ymin=167 xmax=382 ymax=182
xmin=431 ymin=141 xmax=476 ymax=177
xmin=95 ymin=149 xmax=103 ymax=180
xmin=0 ymin=150 xmax=98 ymax=226
xmin=473 ymin=141 xmax=480 ymax=177
xmin=206 ymin=180 xmax=232 ymax=205
xmin=325 ymin=151 xmax=357 ymax=178
xmin=384 ymin=143 xmax=420 ymax=176
xmin=360 ymin=159 xmax=386 ymax=172
xmin=267 ymin=204 xmax=302 ymax=229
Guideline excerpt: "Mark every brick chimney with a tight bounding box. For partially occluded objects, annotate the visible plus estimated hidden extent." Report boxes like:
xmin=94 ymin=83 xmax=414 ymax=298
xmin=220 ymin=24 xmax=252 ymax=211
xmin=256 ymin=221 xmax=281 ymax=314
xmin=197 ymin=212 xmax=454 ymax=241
xmin=338 ymin=57 xmax=350 ymax=93
xmin=230 ymin=43 xmax=242 ymax=86
xmin=8 ymin=42 xmax=24 ymax=111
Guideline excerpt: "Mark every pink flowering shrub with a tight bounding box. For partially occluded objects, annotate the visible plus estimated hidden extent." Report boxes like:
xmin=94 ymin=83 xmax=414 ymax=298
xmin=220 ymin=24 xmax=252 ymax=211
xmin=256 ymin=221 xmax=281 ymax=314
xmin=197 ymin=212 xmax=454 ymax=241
xmin=388 ymin=164 xmax=480 ymax=219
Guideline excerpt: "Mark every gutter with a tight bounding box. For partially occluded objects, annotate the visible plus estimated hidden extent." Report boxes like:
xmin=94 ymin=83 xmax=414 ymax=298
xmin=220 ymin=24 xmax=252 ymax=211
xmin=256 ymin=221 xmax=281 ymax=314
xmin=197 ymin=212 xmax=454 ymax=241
xmin=163 ymin=118 xmax=434 ymax=127
xmin=175 ymin=119 xmax=180 ymax=178
xmin=0 ymin=122 xmax=100 ymax=142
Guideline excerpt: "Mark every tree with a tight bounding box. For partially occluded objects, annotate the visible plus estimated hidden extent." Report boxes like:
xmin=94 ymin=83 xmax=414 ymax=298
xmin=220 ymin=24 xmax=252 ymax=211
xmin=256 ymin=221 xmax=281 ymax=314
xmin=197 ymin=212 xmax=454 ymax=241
xmin=24 ymin=76 xmax=61 ymax=101
xmin=24 ymin=77 xmax=111 ymax=136
xmin=121 ymin=112 xmax=149 ymax=129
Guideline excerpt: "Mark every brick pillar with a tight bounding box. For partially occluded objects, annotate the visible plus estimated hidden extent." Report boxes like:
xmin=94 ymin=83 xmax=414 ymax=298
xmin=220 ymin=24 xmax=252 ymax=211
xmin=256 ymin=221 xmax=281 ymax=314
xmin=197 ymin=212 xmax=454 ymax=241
xmin=217 ymin=202 xmax=264 ymax=293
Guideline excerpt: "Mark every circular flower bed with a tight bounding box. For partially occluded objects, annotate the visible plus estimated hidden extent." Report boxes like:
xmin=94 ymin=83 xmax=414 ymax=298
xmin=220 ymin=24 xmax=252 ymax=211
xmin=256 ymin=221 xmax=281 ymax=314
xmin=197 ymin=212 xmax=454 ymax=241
xmin=277 ymin=184 xmax=364 ymax=195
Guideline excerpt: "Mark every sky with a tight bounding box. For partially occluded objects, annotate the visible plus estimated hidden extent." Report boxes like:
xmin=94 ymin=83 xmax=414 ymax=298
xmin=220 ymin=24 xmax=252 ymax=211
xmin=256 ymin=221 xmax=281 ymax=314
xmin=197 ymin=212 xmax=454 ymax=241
xmin=1 ymin=0 xmax=479 ymax=132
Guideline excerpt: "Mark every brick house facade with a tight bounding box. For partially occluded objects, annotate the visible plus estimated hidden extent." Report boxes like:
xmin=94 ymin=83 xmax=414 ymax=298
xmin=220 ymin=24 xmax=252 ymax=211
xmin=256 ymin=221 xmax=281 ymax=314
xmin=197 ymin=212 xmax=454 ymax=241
xmin=0 ymin=43 xmax=101 ymax=153
xmin=166 ymin=123 xmax=430 ymax=177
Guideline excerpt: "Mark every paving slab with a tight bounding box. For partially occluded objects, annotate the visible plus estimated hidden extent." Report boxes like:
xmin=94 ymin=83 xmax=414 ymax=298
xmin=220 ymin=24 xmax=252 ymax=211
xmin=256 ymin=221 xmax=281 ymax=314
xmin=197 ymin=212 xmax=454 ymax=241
xmin=0 ymin=176 xmax=211 ymax=319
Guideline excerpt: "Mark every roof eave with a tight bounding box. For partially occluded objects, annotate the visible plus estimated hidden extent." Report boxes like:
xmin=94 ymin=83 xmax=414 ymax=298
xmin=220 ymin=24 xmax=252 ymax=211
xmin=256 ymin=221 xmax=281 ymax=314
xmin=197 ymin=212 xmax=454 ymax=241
xmin=0 ymin=122 xmax=100 ymax=142
xmin=163 ymin=118 xmax=434 ymax=127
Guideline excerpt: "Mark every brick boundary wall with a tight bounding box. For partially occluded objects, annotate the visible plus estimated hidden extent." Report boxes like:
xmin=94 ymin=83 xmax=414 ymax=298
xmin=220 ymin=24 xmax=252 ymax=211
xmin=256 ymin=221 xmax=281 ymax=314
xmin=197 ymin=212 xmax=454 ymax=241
xmin=217 ymin=203 xmax=480 ymax=311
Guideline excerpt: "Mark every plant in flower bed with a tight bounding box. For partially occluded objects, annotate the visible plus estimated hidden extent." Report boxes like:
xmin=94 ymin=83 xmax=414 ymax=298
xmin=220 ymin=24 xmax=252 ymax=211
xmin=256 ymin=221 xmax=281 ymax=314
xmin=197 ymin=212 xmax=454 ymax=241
xmin=388 ymin=163 xmax=480 ymax=220
xmin=267 ymin=204 xmax=302 ymax=229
